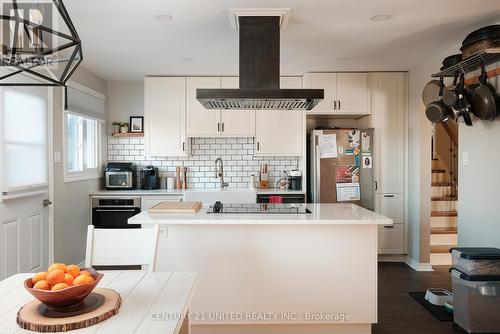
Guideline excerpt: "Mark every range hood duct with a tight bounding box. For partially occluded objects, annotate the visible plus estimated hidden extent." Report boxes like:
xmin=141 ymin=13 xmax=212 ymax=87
xmin=196 ymin=16 xmax=323 ymax=110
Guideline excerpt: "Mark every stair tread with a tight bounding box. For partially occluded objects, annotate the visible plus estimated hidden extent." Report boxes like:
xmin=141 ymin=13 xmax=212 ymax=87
xmin=432 ymin=169 xmax=446 ymax=173
xmin=431 ymin=197 xmax=457 ymax=201
xmin=431 ymin=245 xmax=456 ymax=253
xmin=432 ymin=182 xmax=454 ymax=186
xmin=431 ymin=211 xmax=458 ymax=217
xmin=431 ymin=227 xmax=458 ymax=234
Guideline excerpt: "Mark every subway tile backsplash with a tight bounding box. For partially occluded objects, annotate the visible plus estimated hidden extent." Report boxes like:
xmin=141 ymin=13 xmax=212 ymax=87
xmin=107 ymin=137 xmax=300 ymax=189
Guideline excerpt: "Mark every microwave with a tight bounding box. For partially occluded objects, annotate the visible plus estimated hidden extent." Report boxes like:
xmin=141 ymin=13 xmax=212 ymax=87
xmin=105 ymin=162 xmax=135 ymax=189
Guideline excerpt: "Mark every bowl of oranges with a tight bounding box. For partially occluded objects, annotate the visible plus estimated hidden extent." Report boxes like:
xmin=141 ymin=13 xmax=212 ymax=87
xmin=24 ymin=263 xmax=103 ymax=308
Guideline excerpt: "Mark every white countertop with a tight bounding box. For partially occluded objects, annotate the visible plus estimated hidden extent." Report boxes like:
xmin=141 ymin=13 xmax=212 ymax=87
xmin=90 ymin=188 xmax=306 ymax=196
xmin=129 ymin=203 xmax=392 ymax=225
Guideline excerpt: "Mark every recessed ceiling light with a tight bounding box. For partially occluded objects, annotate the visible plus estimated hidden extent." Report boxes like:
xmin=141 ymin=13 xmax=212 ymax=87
xmin=370 ymin=14 xmax=392 ymax=22
xmin=181 ymin=56 xmax=195 ymax=61
xmin=154 ymin=14 xmax=173 ymax=22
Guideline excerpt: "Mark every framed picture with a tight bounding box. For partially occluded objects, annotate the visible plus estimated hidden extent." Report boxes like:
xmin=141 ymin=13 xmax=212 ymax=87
xmin=129 ymin=116 xmax=144 ymax=133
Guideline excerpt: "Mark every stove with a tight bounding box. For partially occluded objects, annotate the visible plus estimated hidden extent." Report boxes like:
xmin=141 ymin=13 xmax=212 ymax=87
xmin=206 ymin=203 xmax=311 ymax=214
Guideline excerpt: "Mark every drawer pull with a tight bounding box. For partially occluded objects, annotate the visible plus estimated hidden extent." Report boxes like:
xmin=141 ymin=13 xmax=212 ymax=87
xmin=384 ymin=195 xmax=394 ymax=198
xmin=383 ymin=225 xmax=394 ymax=229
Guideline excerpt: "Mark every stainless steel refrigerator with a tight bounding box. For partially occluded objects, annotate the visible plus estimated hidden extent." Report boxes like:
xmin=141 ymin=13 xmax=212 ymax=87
xmin=309 ymin=128 xmax=374 ymax=210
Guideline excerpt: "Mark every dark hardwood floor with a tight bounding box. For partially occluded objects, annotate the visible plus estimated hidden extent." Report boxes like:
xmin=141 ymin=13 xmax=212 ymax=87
xmin=373 ymin=262 xmax=461 ymax=334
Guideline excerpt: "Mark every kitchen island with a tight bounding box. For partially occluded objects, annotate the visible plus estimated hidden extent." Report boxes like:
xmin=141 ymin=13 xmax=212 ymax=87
xmin=129 ymin=203 xmax=392 ymax=334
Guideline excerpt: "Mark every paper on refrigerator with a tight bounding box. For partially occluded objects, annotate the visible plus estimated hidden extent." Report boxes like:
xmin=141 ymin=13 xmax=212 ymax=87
xmin=319 ymin=134 xmax=338 ymax=158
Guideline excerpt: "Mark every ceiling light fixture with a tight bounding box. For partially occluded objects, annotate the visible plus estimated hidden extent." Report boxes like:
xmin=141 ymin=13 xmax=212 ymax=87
xmin=154 ymin=14 xmax=173 ymax=22
xmin=370 ymin=14 xmax=392 ymax=22
xmin=0 ymin=0 xmax=83 ymax=86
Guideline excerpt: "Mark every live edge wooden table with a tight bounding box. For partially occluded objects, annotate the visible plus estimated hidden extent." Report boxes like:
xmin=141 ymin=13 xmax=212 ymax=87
xmin=0 ymin=271 xmax=197 ymax=334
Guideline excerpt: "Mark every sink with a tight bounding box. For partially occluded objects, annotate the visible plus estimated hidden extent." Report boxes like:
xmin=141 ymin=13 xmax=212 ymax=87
xmin=184 ymin=189 xmax=256 ymax=204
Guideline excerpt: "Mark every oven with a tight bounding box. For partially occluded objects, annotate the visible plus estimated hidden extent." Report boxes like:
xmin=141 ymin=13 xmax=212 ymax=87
xmin=91 ymin=196 xmax=141 ymax=229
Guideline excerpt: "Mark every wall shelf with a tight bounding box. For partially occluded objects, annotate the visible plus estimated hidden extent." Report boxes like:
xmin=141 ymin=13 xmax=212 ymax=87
xmin=431 ymin=48 xmax=500 ymax=78
xmin=111 ymin=132 xmax=144 ymax=137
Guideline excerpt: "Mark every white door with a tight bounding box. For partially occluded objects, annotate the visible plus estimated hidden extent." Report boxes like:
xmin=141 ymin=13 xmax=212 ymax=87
xmin=144 ymin=77 xmax=187 ymax=156
xmin=186 ymin=77 xmax=221 ymax=137
xmin=336 ymin=73 xmax=371 ymax=114
xmin=303 ymin=73 xmax=336 ymax=112
xmin=372 ymin=73 xmax=406 ymax=194
xmin=220 ymin=77 xmax=255 ymax=136
xmin=255 ymin=77 xmax=304 ymax=156
xmin=0 ymin=87 xmax=52 ymax=279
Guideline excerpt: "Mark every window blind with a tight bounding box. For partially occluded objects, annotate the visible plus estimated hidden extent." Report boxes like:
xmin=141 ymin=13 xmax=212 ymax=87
xmin=65 ymin=85 xmax=105 ymax=121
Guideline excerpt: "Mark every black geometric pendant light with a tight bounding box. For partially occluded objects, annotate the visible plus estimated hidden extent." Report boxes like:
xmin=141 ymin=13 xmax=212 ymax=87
xmin=0 ymin=0 xmax=82 ymax=86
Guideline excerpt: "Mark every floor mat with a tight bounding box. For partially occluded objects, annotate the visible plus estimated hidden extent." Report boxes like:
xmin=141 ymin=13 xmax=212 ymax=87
xmin=409 ymin=292 xmax=453 ymax=321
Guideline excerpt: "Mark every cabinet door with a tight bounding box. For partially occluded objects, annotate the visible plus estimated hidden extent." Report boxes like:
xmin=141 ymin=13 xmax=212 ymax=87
xmin=378 ymin=223 xmax=405 ymax=254
xmin=336 ymin=73 xmax=371 ymax=114
xmin=303 ymin=73 xmax=336 ymax=112
xmin=220 ymin=77 xmax=255 ymax=136
xmin=255 ymin=77 xmax=304 ymax=156
xmin=186 ymin=77 xmax=221 ymax=137
xmin=372 ymin=73 xmax=406 ymax=194
xmin=375 ymin=193 xmax=404 ymax=221
xmin=144 ymin=77 xmax=187 ymax=156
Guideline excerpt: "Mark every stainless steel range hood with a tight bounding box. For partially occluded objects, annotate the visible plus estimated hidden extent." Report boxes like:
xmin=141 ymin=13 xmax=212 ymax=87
xmin=196 ymin=16 xmax=323 ymax=110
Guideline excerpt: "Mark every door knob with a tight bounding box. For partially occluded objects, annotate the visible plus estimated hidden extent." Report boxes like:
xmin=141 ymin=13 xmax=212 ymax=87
xmin=42 ymin=199 xmax=52 ymax=207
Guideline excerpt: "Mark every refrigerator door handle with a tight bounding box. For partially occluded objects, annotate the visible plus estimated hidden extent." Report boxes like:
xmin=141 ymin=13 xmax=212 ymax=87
xmin=315 ymin=144 xmax=321 ymax=203
xmin=375 ymin=181 xmax=378 ymax=191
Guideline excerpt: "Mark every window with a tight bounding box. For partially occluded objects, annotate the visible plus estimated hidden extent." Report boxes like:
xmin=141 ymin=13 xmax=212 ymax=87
xmin=64 ymin=112 xmax=102 ymax=181
xmin=1 ymin=88 xmax=48 ymax=196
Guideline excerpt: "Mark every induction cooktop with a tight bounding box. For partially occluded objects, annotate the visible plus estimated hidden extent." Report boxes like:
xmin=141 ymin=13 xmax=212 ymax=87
xmin=206 ymin=203 xmax=311 ymax=214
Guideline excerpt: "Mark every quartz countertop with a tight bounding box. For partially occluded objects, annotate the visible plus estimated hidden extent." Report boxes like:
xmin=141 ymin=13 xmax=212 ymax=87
xmin=90 ymin=188 xmax=306 ymax=196
xmin=128 ymin=203 xmax=392 ymax=225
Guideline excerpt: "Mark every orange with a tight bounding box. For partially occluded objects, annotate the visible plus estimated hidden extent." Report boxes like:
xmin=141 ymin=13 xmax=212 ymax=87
xmin=66 ymin=264 xmax=80 ymax=278
xmin=80 ymin=270 xmax=92 ymax=276
xmin=64 ymin=273 xmax=74 ymax=286
xmin=48 ymin=263 xmax=67 ymax=273
xmin=51 ymin=283 xmax=69 ymax=291
xmin=73 ymin=274 xmax=95 ymax=285
xmin=46 ymin=269 xmax=65 ymax=286
xmin=32 ymin=271 xmax=47 ymax=284
xmin=33 ymin=280 xmax=50 ymax=290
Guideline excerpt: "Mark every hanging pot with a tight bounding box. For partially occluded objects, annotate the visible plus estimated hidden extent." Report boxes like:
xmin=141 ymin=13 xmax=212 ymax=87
xmin=425 ymin=78 xmax=452 ymax=123
xmin=443 ymin=73 xmax=460 ymax=107
xmin=471 ymin=63 xmax=498 ymax=121
xmin=452 ymin=73 xmax=473 ymax=126
xmin=422 ymin=79 xmax=441 ymax=106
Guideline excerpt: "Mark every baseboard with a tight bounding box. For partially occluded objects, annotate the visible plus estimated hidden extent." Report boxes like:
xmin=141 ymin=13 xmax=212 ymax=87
xmin=404 ymin=256 xmax=434 ymax=272
xmin=378 ymin=254 xmax=407 ymax=262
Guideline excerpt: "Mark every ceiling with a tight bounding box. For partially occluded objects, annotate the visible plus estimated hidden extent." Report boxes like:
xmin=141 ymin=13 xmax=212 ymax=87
xmin=65 ymin=0 xmax=500 ymax=81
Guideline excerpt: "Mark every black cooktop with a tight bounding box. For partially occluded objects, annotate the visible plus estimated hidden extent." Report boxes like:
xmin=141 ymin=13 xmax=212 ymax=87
xmin=206 ymin=203 xmax=311 ymax=214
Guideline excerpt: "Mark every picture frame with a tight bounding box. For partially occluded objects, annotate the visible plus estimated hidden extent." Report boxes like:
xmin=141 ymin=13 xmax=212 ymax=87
xmin=129 ymin=116 xmax=144 ymax=133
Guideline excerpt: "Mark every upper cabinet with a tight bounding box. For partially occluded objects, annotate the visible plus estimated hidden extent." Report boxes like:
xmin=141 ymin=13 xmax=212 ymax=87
xmin=144 ymin=77 xmax=187 ymax=156
xmin=255 ymin=77 xmax=304 ymax=156
xmin=372 ymin=72 xmax=407 ymax=194
xmin=304 ymin=72 xmax=371 ymax=115
xmin=186 ymin=77 xmax=255 ymax=137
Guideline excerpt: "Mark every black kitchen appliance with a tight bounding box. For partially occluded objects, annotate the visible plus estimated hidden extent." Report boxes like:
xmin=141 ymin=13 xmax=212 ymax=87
xmin=105 ymin=162 xmax=135 ymax=190
xmin=288 ymin=170 xmax=302 ymax=191
xmin=91 ymin=196 xmax=141 ymax=229
xmin=141 ymin=165 xmax=159 ymax=190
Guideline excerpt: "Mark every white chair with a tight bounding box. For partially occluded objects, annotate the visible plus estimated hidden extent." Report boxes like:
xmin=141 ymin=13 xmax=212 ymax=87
xmin=85 ymin=225 xmax=160 ymax=272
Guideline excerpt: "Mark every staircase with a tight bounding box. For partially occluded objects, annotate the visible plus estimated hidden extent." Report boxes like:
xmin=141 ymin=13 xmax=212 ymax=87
xmin=430 ymin=121 xmax=458 ymax=266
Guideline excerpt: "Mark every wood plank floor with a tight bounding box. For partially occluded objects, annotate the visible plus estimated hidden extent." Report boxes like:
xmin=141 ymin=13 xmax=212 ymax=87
xmin=373 ymin=262 xmax=461 ymax=334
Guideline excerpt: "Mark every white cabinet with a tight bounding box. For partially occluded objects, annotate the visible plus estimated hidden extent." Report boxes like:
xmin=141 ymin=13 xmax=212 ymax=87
xmin=375 ymin=193 xmax=404 ymax=222
xmin=141 ymin=196 xmax=183 ymax=211
xmin=255 ymin=77 xmax=304 ymax=156
xmin=303 ymin=72 xmax=371 ymax=114
xmin=144 ymin=77 xmax=187 ymax=156
xmin=372 ymin=72 xmax=406 ymax=194
xmin=186 ymin=77 xmax=221 ymax=136
xmin=186 ymin=77 xmax=254 ymax=137
xmin=220 ymin=77 xmax=255 ymax=136
xmin=378 ymin=223 xmax=405 ymax=254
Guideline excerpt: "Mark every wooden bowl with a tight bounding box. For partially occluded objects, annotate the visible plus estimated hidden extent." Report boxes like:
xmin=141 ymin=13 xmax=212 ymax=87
xmin=24 ymin=268 xmax=103 ymax=309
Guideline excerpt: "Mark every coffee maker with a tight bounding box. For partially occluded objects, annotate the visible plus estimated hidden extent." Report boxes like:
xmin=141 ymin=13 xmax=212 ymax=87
xmin=141 ymin=166 xmax=159 ymax=190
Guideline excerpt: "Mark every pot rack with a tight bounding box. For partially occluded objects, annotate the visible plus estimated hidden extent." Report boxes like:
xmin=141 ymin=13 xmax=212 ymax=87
xmin=431 ymin=48 xmax=500 ymax=78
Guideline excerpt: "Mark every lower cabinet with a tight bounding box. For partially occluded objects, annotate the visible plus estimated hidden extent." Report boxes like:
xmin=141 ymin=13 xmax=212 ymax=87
xmin=375 ymin=193 xmax=405 ymax=254
xmin=141 ymin=196 xmax=183 ymax=211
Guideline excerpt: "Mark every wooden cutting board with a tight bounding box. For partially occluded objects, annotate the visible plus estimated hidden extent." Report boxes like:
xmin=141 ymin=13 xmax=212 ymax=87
xmin=17 ymin=288 xmax=121 ymax=332
xmin=148 ymin=201 xmax=202 ymax=213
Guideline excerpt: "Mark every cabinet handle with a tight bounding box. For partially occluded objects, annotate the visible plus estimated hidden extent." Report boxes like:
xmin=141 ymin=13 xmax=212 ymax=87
xmin=333 ymin=100 xmax=337 ymax=110
xmin=182 ymin=142 xmax=185 ymax=151
xmin=338 ymin=100 xmax=341 ymax=110
xmin=383 ymin=225 xmax=394 ymax=229
xmin=218 ymin=123 xmax=220 ymax=132
xmin=257 ymin=142 xmax=260 ymax=151
xmin=374 ymin=181 xmax=378 ymax=191
xmin=384 ymin=195 xmax=394 ymax=198
xmin=222 ymin=123 xmax=225 ymax=132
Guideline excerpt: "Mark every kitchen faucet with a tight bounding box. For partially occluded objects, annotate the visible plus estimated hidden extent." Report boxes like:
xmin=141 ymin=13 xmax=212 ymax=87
xmin=215 ymin=157 xmax=229 ymax=189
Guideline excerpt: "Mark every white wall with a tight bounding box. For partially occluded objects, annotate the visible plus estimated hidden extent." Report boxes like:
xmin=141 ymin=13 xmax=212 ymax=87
xmin=107 ymin=81 xmax=144 ymax=133
xmin=458 ymin=67 xmax=500 ymax=248
xmin=52 ymin=67 xmax=107 ymax=265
